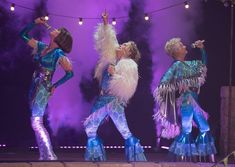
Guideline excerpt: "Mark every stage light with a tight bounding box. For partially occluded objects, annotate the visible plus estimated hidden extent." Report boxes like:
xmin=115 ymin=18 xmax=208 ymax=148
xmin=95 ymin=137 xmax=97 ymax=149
xmin=161 ymin=146 xmax=169 ymax=150
xmin=10 ymin=3 xmax=15 ymax=12
xmin=112 ymin=18 xmax=116 ymax=25
xmin=78 ymin=18 xmax=83 ymax=25
xmin=184 ymin=1 xmax=190 ymax=9
xmin=44 ymin=14 xmax=49 ymax=21
xmin=144 ymin=13 xmax=149 ymax=21
xmin=29 ymin=146 xmax=38 ymax=149
xmin=57 ymin=145 xmax=153 ymax=150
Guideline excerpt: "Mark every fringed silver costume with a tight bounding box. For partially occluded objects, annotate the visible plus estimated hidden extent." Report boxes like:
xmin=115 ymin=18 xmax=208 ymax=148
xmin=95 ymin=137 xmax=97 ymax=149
xmin=153 ymin=49 xmax=217 ymax=158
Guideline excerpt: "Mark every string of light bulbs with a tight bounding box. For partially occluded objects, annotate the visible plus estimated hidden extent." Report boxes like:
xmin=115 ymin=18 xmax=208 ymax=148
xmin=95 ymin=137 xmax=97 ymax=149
xmin=6 ymin=0 xmax=192 ymax=26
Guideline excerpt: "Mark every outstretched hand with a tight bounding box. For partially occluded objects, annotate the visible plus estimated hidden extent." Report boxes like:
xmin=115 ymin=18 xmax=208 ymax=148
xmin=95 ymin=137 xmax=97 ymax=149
xmin=102 ymin=10 xmax=109 ymax=25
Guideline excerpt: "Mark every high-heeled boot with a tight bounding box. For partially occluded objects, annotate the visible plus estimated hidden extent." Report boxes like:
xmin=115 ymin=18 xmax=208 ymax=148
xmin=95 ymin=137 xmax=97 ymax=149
xmin=31 ymin=117 xmax=57 ymax=160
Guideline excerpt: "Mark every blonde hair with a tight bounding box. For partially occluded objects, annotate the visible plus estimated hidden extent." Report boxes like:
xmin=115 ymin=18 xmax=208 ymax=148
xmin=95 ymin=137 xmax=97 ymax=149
xmin=128 ymin=41 xmax=141 ymax=63
xmin=164 ymin=38 xmax=181 ymax=57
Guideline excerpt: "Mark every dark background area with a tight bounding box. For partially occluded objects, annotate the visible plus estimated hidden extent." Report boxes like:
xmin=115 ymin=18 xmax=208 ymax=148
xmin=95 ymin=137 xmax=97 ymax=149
xmin=0 ymin=0 xmax=234 ymax=155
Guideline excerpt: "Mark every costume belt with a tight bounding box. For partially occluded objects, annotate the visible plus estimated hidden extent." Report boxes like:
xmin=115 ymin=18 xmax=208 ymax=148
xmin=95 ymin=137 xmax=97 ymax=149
xmin=33 ymin=68 xmax=54 ymax=82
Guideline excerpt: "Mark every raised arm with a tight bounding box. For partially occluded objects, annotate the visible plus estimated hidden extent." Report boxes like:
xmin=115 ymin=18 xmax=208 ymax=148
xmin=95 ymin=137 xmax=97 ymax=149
xmin=94 ymin=11 xmax=119 ymax=81
xmin=94 ymin=11 xmax=119 ymax=60
xmin=19 ymin=17 xmax=47 ymax=49
xmin=200 ymin=48 xmax=207 ymax=65
xmin=193 ymin=40 xmax=207 ymax=65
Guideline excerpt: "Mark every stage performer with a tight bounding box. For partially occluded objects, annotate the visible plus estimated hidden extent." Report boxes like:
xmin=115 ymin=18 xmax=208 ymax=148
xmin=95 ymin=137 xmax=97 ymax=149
xmin=153 ymin=38 xmax=217 ymax=162
xmin=20 ymin=17 xmax=73 ymax=160
xmin=84 ymin=11 xmax=146 ymax=162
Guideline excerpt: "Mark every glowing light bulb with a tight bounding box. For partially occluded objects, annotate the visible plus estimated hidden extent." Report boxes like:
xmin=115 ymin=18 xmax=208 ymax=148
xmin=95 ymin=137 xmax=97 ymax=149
xmin=184 ymin=1 xmax=189 ymax=9
xmin=112 ymin=18 xmax=116 ymax=25
xmin=10 ymin=3 xmax=15 ymax=12
xmin=78 ymin=18 xmax=83 ymax=25
xmin=44 ymin=15 xmax=49 ymax=21
xmin=144 ymin=13 xmax=149 ymax=21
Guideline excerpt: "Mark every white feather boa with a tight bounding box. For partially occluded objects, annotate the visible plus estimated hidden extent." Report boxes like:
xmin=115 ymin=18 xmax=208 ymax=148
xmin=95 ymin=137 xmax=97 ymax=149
xmin=108 ymin=58 xmax=139 ymax=103
xmin=94 ymin=23 xmax=119 ymax=82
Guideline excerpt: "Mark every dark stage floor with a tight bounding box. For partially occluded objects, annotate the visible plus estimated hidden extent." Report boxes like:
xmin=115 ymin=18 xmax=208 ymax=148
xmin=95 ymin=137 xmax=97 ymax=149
xmin=0 ymin=148 xmax=234 ymax=167
xmin=0 ymin=148 xmax=166 ymax=161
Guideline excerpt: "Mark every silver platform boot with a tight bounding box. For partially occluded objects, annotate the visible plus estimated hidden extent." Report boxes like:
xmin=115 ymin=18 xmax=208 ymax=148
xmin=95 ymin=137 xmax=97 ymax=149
xmin=31 ymin=117 xmax=57 ymax=160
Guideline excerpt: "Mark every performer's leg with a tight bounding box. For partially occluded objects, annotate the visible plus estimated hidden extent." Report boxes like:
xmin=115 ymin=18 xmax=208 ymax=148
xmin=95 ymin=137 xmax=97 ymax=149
xmin=169 ymin=104 xmax=198 ymax=159
xmin=84 ymin=105 xmax=109 ymax=161
xmin=30 ymin=84 xmax=57 ymax=160
xmin=31 ymin=117 xmax=57 ymax=160
xmin=193 ymin=109 xmax=217 ymax=162
xmin=154 ymin=108 xmax=162 ymax=151
xmin=108 ymin=101 xmax=146 ymax=161
xmin=156 ymin=122 xmax=162 ymax=149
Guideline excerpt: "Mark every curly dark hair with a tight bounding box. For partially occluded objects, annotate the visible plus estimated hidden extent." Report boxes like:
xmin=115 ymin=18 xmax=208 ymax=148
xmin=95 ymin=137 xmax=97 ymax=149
xmin=128 ymin=41 xmax=141 ymax=63
xmin=54 ymin=27 xmax=73 ymax=53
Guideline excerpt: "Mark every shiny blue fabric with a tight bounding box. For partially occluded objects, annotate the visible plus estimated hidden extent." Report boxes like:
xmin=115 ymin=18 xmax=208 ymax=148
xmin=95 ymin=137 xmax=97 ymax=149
xmin=196 ymin=131 xmax=217 ymax=156
xmin=160 ymin=49 xmax=216 ymax=156
xmin=29 ymin=84 xmax=50 ymax=117
xmin=200 ymin=49 xmax=207 ymax=65
xmin=84 ymin=98 xmax=132 ymax=139
xmin=169 ymin=132 xmax=198 ymax=156
xmin=20 ymin=23 xmax=73 ymax=116
xmin=20 ymin=22 xmax=73 ymax=160
xmin=169 ymin=91 xmax=217 ymax=156
xmin=84 ymin=66 xmax=146 ymax=161
xmin=180 ymin=91 xmax=210 ymax=133
xmin=160 ymin=49 xmax=207 ymax=86
xmin=91 ymin=66 xmax=117 ymax=113
xmin=29 ymin=41 xmax=68 ymax=117
xmin=91 ymin=96 xmax=116 ymax=113
xmin=125 ymin=136 xmax=147 ymax=161
xmin=100 ymin=67 xmax=111 ymax=92
xmin=85 ymin=137 xmax=106 ymax=161
xmin=34 ymin=42 xmax=63 ymax=71
xmin=160 ymin=60 xmax=204 ymax=85
xmin=19 ymin=21 xmax=36 ymax=42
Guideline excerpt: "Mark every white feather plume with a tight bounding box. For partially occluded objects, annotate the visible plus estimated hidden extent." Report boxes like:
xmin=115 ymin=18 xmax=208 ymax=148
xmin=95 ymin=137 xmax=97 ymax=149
xmin=94 ymin=23 xmax=119 ymax=82
xmin=108 ymin=59 xmax=139 ymax=103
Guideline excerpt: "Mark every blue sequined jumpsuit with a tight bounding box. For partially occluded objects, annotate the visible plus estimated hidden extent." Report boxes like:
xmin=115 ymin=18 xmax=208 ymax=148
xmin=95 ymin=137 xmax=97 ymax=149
xmin=20 ymin=22 xmax=73 ymax=160
xmin=84 ymin=65 xmax=146 ymax=161
xmin=155 ymin=49 xmax=217 ymax=158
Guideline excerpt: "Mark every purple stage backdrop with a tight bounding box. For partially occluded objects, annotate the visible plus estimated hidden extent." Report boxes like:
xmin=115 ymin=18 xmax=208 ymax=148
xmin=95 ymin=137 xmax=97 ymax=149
xmin=1 ymin=0 xmax=203 ymax=139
